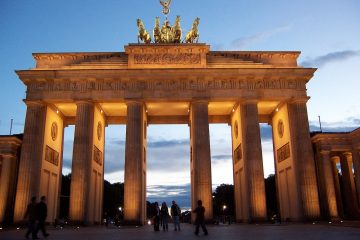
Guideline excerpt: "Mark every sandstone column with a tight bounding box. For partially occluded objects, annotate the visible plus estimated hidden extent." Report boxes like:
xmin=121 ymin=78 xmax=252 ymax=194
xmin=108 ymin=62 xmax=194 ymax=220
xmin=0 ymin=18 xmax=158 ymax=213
xmin=318 ymin=151 xmax=338 ymax=219
xmin=13 ymin=101 xmax=47 ymax=222
xmin=352 ymin=150 xmax=360 ymax=207
xmin=239 ymin=101 xmax=267 ymax=221
xmin=330 ymin=156 xmax=344 ymax=218
xmin=0 ymin=155 xmax=17 ymax=224
xmin=69 ymin=101 xmax=95 ymax=224
xmin=287 ymin=100 xmax=320 ymax=219
xmin=190 ymin=100 xmax=213 ymax=222
xmin=124 ymin=101 xmax=147 ymax=225
xmin=340 ymin=152 xmax=359 ymax=217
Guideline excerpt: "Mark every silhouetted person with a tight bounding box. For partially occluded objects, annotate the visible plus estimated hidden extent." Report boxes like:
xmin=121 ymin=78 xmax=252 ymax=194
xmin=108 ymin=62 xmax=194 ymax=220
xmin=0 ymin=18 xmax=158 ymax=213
xmin=171 ymin=200 xmax=181 ymax=231
xmin=153 ymin=202 xmax=160 ymax=231
xmin=160 ymin=202 xmax=169 ymax=231
xmin=24 ymin=196 xmax=38 ymax=239
xmin=193 ymin=200 xmax=208 ymax=236
xmin=35 ymin=196 xmax=49 ymax=238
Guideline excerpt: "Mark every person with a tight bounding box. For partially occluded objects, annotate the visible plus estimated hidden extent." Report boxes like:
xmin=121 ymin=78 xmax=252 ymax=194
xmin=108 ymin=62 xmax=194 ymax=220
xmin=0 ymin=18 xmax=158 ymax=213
xmin=35 ymin=196 xmax=49 ymax=238
xmin=170 ymin=200 xmax=181 ymax=231
xmin=160 ymin=202 xmax=169 ymax=231
xmin=24 ymin=196 xmax=38 ymax=239
xmin=153 ymin=202 xmax=160 ymax=231
xmin=193 ymin=200 xmax=208 ymax=236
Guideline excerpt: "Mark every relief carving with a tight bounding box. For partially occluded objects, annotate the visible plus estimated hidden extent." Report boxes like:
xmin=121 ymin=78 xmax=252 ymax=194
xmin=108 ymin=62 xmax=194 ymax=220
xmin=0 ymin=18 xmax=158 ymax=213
xmin=134 ymin=53 xmax=201 ymax=65
xmin=28 ymin=77 xmax=305 ymax=94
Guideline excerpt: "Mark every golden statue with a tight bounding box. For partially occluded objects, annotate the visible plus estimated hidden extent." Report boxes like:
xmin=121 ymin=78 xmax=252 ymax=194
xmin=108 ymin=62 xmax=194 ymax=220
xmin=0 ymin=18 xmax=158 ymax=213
xmin=173 ymin=15 xmax=182 ymax=43
xmin=137 ymin=18 xmax=151 ymax=44
xmin=184 ymin=17 xmax=200 ymax=43
xmin=153 ymin=17 xmax=161 ymax=43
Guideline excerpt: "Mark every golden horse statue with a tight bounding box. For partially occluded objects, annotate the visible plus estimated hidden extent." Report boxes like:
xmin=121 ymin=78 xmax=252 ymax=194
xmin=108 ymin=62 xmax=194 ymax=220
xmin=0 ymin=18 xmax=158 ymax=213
xmin=153 ymin=17 xmax=161 ymax=43
xmin=173 ymin=15 xmax=182 ymax=43
xmin=137 ymin=18 xmax=151 ymax=44
xmin=184 ymin=17 xmax=200 ymax=43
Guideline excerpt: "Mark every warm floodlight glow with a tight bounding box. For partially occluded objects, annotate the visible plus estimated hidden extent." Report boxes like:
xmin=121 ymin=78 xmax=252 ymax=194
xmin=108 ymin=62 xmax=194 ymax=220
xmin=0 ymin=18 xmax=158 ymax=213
xmin=223 ymin=205 xmax=227 ymax=210
xmin=276 ymin=108 xmax=279 ymax=112
xmin=101 ymin=109 xmax=103 ymax=114
xmin=232 ymin=108 xmax=235 ymax=112
xmin=56 ymin=109 xmax=59 ymax=114
xmin=148 ymin=220 xmax=151 ymax=225
xmin=118 ymin=206 xmax=122 ymax=211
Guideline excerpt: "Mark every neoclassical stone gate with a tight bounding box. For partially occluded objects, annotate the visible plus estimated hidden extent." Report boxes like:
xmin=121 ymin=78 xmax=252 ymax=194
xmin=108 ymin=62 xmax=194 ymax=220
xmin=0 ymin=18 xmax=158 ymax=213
xmin=12 ymin=43 xmax=321 ymax=224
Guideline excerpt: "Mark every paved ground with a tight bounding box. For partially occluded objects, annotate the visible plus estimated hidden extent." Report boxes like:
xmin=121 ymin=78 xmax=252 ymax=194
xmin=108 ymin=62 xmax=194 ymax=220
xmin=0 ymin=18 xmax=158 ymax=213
xmin=1 ymin=221 xmax=360 ymax=240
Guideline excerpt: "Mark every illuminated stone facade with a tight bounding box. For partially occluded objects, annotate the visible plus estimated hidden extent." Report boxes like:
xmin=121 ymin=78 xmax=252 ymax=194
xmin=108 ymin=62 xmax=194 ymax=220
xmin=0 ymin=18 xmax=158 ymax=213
xmin=312 ymin=128 xmax=360 ymax=219
xmin=7 ymin=43 xmax=323 ymax=224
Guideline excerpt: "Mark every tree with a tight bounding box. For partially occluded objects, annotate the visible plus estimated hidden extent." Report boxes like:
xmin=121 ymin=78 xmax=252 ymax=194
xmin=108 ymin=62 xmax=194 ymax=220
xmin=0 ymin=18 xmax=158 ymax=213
xmin=212 ymin=184 xmax=235 ymax=217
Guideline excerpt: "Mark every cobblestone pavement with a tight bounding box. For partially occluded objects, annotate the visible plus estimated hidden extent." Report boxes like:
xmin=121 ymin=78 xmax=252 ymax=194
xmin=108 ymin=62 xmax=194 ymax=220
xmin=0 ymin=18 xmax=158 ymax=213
xmin=1 ymin=221 xmax=360 ymax=240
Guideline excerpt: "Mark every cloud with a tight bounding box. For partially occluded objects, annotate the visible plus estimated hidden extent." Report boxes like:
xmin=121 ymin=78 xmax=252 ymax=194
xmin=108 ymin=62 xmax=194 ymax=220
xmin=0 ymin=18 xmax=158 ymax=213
xmin=309 ymin=117 xmax=360 ymax=132
xmin=301 ymin=50 xmax=360 ymax=68
xmin=211 ymin=154 xmax=232 ymax=160
xmin=147 ymin=139 xmax=189 ymax=148
xmin=147 ymin=184 xmax=191 ymax=209
xmin=231 ymin=24 xmax=293 ymax=49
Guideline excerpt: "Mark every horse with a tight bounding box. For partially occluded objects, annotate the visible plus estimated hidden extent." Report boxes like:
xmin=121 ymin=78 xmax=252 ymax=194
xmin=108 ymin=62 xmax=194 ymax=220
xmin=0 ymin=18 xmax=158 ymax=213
xmin=173 ymin=15 xmax=182 ymax=43
xmin=153 ymin=17 xmax=161 ymax=43
xmin=137 ymin=19 xmax=151 ymax=44
xmin=184 ymin=17 xmax=200 ymax=43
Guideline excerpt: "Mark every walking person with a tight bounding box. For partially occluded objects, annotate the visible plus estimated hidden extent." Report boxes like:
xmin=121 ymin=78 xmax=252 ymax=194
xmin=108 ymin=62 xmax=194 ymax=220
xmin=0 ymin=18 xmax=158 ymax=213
xmin=160 ymin=202 xmax=169 ymax=231
xmin=193 ymin=200 xmax=208 ymax=236
xmin=170 ymin=200 xmax=181 ymax=231
xmin=35 ymin=196 xmax=49 ymax=238
xmin=24 ymin=196 xmax=38 ymax=239
xmin=153 ymin=202 xmax=160 ymax=231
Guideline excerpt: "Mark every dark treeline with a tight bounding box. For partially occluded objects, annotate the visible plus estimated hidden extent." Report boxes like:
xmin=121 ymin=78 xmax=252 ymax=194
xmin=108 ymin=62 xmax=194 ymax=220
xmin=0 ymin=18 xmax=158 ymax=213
xmin=59 ymin=174 xmax=277 ymax=221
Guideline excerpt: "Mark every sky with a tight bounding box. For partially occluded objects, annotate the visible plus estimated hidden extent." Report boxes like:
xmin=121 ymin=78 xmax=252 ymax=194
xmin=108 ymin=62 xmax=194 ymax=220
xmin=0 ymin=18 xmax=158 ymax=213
xmin=1 ymin=0 xmax=360 ymax=209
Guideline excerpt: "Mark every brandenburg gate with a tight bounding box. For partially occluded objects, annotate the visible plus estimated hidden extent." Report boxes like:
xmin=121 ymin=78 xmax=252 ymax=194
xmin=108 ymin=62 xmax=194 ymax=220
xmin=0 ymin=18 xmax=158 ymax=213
xmin=12 ymin=42 xmax=321 ymax=224
xmin=6 ymin=1 xmax=325 ymax=225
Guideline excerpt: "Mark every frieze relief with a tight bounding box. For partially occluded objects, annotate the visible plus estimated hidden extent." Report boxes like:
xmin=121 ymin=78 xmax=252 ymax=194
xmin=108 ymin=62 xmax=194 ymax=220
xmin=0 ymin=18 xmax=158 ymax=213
xmin=133 ymin=53 xmax=201 ymax=65
xmin=27 ymin=78 xmax=306 ymax=93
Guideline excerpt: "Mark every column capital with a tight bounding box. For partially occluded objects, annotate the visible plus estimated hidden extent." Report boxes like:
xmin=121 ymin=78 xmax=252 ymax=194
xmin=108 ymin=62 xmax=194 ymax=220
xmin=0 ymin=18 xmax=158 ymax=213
xmin=330 ymin=155 xmax=340 ymax=163
xmin=190 ymin=98 xmax=209 ymax=105
xmin=75 ymin=100 xmax=94 ymax=105
xmin=342 ymin=152 xmax=352 ymax=158
xmin=289 ymin=96 xmax=310 ymax=104
xmin=23 ymin=100 xmax=46 ymax=107
xmin=240 ymin=98 xmax=259 ymax=105
xmin=319 ymin=150 xmax=331 ymax=156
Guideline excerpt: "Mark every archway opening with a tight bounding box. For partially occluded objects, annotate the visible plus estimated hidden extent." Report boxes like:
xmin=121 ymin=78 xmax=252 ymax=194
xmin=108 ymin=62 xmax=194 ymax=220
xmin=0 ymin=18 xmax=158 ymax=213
xmin=146 ymin=124 xmax=191 ymax=219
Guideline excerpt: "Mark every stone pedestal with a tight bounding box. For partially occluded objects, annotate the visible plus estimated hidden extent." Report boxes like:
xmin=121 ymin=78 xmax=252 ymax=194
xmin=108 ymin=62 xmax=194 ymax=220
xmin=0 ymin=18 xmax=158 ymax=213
xmin=124 ymin=101 xmax=147 ymax=225
xmin=288 ymin=100 xmax=320 ymax=219
xmin=190 ymin=100 xmax=213 ymax=222
xmin=69 ymin=101 xmax=95 ymax=224
xmin=13 ymin=102 xmax=47 ymax=222
xmin=318 ymin=151 xmax=338 ymax=219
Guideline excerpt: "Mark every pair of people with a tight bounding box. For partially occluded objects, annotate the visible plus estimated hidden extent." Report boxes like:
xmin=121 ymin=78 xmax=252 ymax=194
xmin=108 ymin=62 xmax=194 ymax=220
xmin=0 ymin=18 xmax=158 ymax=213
xmin=153 ymin=201 xmax=171 ymax=231
xmin=24 ymin=196 xmax=49 ymax=239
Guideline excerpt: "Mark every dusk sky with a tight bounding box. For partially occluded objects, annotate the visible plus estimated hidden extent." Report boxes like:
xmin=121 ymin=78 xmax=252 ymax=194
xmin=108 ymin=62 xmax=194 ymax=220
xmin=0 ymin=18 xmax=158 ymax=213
xmin=1 ymin=0 xmax=360 ymax=208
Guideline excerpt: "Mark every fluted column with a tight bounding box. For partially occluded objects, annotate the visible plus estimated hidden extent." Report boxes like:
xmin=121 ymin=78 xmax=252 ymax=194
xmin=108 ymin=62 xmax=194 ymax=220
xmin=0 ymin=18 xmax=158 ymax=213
xmin=240 ymin=101 xmax=267 ymax=221
xmin=69 ymin=101 xmax=95 ymax=224
xmin=352 ymin=150 xmax=360 ymax=207
xmin=288 ymin=100 xmax=320 ymax=219
xmin=13 ymin=101 xmax=46 ymax=222
xmin=124 ymin=101 xmax=146 ymax=225
xmin=340 ymin=152 xmax=359 ymax=218
xmin=318 ymin=151 xmax=338 ymax=219
xmin=0 ymin=155 xmax=15 ymax=223
xmin=190 ymin=100 xmax=213 ymax=222
xmin=330 ymin=156 xmax=344 ymax=218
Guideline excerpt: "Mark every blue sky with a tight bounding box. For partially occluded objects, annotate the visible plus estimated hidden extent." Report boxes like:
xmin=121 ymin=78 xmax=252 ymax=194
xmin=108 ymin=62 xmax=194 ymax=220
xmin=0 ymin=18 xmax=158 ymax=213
xmin=1 ymin=0 xmax=360 ymax=208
